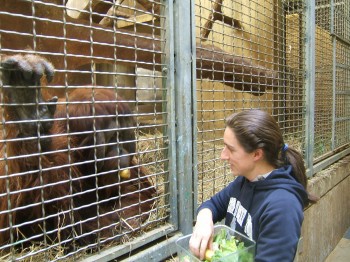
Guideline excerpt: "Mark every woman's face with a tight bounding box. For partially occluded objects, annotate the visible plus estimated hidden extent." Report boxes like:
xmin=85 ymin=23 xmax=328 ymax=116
xmin=220 ymin=127 xmax=256 ymax=178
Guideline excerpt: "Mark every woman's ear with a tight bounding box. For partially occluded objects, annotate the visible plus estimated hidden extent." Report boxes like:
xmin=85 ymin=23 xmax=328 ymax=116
xmin=253 ymin=148 xmax=264 ymax=161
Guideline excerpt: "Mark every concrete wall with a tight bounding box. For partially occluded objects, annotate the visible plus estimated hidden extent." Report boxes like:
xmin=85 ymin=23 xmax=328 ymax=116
xmin=294 ymin=155 xmax=350 ymax=262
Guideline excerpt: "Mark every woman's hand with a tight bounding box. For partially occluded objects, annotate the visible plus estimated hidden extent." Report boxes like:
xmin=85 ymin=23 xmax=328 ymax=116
xmin=189 ymin=208 xmax=214 ymax=260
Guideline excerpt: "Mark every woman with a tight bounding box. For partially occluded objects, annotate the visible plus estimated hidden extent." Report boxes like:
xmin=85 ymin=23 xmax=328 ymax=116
xmin=189 ymin=109 xmax=315 ymax=261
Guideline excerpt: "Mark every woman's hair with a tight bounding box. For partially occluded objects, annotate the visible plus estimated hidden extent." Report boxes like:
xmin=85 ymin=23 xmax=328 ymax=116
xmin=225 ymin=109 xmax=308 ymax=189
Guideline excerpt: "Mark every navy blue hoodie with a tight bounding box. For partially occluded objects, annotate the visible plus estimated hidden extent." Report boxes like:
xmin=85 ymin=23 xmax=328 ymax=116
xmin=198 ymin=165 xmax=309 ymax=262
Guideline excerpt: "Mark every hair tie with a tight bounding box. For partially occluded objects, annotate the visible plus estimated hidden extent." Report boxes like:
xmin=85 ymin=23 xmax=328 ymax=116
xmin=282 ymin=143 xmax=289 ymax=152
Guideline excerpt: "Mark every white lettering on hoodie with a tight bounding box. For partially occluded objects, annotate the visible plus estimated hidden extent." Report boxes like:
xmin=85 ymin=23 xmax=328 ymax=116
xmin=227 ymin=197 xmax=253 ymax=239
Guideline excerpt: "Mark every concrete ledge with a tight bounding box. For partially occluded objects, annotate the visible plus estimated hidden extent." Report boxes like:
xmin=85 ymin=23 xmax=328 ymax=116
xmin=294 ymin=155 xmax=350 ymax=262
xmin=308 ymin=155 xmax=350 ymax=198
xmin=325 ymin=228 xmax=350 ymax=262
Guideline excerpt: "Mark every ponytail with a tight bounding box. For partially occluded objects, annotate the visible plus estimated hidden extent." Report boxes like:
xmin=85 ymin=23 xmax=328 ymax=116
xmin=282 ymin=146 xmax=307 ymax=189
xmin=283 ymin=146 xmax=319 ymax=203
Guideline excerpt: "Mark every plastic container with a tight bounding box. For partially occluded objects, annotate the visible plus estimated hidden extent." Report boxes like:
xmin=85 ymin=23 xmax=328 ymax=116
xmin=176 ymin=225 xmax=256 ymax=262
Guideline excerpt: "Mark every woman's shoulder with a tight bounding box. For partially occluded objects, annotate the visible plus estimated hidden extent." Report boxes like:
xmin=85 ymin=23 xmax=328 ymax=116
xmin=260 ymin=189 xmax=304 ymax=223
xmin=268 ymin=187 xmax=299 ymax=197
xmin=264 ymin=188 xmax=303 ymax=209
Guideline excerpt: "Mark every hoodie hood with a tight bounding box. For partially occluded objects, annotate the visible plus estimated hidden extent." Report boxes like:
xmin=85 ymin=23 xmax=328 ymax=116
xmin=247 ymin=165 xmax=309 ymax=207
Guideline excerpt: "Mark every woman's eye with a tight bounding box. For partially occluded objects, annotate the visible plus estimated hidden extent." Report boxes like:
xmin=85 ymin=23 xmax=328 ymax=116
xmin=226 ymin=146 xmax=234 ymax=152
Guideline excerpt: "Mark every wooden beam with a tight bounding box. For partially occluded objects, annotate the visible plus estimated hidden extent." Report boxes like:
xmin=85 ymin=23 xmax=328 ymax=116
xmin=201 ymin=0 xmax=243 ymax=40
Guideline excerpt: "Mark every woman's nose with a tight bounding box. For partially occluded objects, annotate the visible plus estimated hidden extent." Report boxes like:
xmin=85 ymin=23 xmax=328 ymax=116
xmin=221 ymin=147 xmax=229 ymax=160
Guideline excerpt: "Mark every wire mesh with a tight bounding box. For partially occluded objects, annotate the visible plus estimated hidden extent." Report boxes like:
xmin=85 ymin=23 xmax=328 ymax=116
xmin=333 ymin=0 xmax=350 ymax=150
xmin=194 ymin=0 xmax=307 ymax=205
xmin=312 ymin=0 xmax=334 ymax=159
xmin=194 ymin=0 xmax=350 ymax=209
xmin=335 ymin=41 xmax=350 ymax=147
xmin=312 ymin=0 xmax=350 ymax=159
xmin=0 ymin=0 xmax=171 ymax=261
